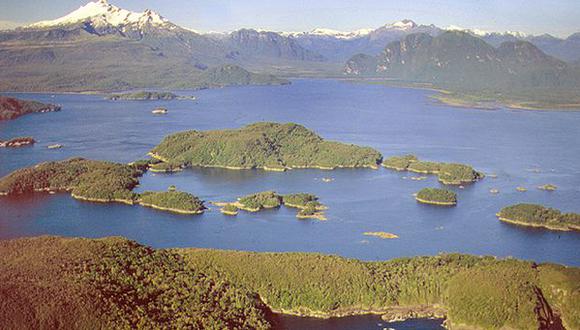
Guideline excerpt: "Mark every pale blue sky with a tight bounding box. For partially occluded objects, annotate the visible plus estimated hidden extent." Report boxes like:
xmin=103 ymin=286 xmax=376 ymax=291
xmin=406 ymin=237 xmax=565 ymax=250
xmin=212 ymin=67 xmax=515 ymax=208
xmin=1 ymin=0 xmax=579 ymax=37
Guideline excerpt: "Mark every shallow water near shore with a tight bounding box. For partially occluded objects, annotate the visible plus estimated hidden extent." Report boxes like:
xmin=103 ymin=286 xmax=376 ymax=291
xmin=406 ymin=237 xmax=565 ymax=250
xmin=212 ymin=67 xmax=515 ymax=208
xmin=1 ymin=79 xmax=579 ymax=328
xmin=273 ymin=314 xmax=444 ymax=330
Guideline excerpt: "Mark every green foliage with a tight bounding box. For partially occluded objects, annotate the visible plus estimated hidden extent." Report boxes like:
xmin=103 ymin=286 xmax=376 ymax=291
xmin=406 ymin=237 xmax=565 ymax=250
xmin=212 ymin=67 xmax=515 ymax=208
xmin=1 ymin=236 xmax=578 ymax=330
xmin=297 ymin=202 xmax=318 ymax=216
xmin=181 ymin=249 xmax=579 ymax=329
xmin=149 ymin=161 xmax=183 ymax=172
xmin=150 ymin=122 xmax=382 ymax=170
xmin=0 ymin=158 xmax=142 ymax=202
xmin=407 ymin=161 xmax=442 ymax=174
xmin=438 ymin=163 xmax=484 ymax=184
xmin=0 ymin=236 xmax=271 ymax=329
xmin=446 ymin=261 xmax=540 ymax=329
xmin=384 ymin=155 xmax=482 ymax=184
xmin=537 ymin=264 xmax=580 ymax=329
xmin=498 ymin=203 xmax=580 ymax=230
xmin=381 ymin=154 xmax=418 ymax=170
xmin=238 ymin=191 xmax=282 ymax=210
xmin=281 ymin=193 xmax=320 ymax=208
xmin=180 ymin=250 xmax=495 ymax=314
xmin=416 ymin=188 xmax=457 ymax=204
xmin=139 ymin=191 xmax=205 ymax=213
xmin=222 ymin=204 xmax=239 ymax=213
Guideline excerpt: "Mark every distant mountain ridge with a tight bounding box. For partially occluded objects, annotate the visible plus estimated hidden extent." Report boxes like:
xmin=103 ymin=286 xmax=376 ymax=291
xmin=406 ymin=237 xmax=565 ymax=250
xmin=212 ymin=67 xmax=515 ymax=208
xmin=0 ymin=0 xmax=296 ymax=91
xmin=344 ymin=31 xmax=578 ymax=90
xmin=0 ymin=0 xmax=579 ymax=93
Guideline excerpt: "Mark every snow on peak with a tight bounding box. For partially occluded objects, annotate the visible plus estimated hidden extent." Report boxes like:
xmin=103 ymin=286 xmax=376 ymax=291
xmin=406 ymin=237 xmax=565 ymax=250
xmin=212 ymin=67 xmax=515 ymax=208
xmin=386 ymin=19 xmax=417 ymax=30
xmin=26 ymin=0 xmax=172 ymax=29
xmin=284 ymin=27 xmax=373 ymax=39
xmin=445 ymin=25 xmax=527 ymax=38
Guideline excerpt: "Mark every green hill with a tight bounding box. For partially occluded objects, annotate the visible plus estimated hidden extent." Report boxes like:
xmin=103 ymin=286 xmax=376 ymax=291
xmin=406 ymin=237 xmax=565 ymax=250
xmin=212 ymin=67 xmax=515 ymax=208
xmin=150 ymin=122 xmax=382 ymax=171
xmin=0 ymin=236 xmax=271 ymax=329
xmin=345 ymin=31 xmax=580 ymax=109
xmin=2 ymin=236 xmax=578 ymax=329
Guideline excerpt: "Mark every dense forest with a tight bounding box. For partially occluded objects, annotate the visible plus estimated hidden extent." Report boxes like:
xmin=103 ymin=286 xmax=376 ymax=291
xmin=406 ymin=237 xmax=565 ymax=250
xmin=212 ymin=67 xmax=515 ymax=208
xmin=0 ymin=158 xmax=144 ymax=202
xmin=1 ymin=236 xmax=578 ymax=329
xmin=416 ymin=188 xmax=458 ymax=205
xmin=498 ymin=203 xmax=580 ymax=231
xmin=0 ymin=236 xmax=271 ymax=329
xmin=150 ymin=122 xmax=383 ymax=171
xmin=180 ymin=247 xmax=580 ymax=329
xmin=382 ymin=154 xmax=483 ymax=184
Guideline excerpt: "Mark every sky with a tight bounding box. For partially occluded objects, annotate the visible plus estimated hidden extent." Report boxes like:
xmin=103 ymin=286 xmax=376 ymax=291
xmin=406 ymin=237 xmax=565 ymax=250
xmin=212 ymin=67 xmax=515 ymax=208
xmin=0 ymin=0 xmax=579 ymax=37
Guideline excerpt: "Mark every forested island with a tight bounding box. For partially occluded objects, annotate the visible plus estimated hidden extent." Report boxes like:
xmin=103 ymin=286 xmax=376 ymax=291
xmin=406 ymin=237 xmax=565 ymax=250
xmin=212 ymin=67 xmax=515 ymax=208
xmin=1 ymin=236 xmax=577 ymax=330
xmin=0 ymin=158 xmax=206 ymax=215
xmin=106 ymin=91 xmax=195 ymax=101
xmin=0 ymin=137 xmax=35 ymax=148
xmin=415 ymin=188 xmax=458 ymax=206
xmin=139 ymin=191 xmax=206 ymax=215
xmin=497 ymin=204 xmax=580 ymax=231
xmin=0 ymin=96 xmax=61 ymax=121
xmin=0 ymin=158 xmax=144 ymax=203
xmin=382 ymin=154 xmax=484 ymax=184
xmin=149 ymin=122 xmax=383 ymax=171
xmin=215 ymin=191 xmax=327 ymax=220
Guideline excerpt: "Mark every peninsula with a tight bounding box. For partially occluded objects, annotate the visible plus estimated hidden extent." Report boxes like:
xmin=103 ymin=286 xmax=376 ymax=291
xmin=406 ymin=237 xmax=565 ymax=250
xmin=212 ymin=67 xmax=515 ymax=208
xmin=497 ymin=203 xmax=580 ymax=231
xmin=382 ymin=154 xmax=484 ymax=185
xmin=0 ymin=158 xmax=206 ymax=215
xmin=415 ymin=188 xmax=458 ymax=206
xmin=106 ymin=91 xmax=195 ymax=101
xmin=3 ymin=236 xmax=576 ymax=330
xmin=0 ymin=95 xmax=61 ymax=121
xmin=0 ymin=137 xmax=36 ymax=148
xmin=149 ymin=122 xmax=383 ymax=171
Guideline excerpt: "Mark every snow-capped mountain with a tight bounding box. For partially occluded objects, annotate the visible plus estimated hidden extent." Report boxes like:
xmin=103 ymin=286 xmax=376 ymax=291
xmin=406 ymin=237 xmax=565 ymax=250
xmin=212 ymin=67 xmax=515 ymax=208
xmin=285 ymin=20 xmax=419 ymax=40
xmin=26 ymin=0 xmax=177 ymax=32
xmin=283 ymin=28 xmax=373 ymax=40
xmin=445 ymin=25 xmax=527 ymax=39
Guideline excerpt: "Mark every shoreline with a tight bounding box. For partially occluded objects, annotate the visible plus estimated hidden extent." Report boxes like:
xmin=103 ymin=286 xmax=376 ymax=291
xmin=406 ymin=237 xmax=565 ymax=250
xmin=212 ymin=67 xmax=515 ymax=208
xmin=497 ymin=216 xmax=579 ymax=232
xmin=349 ymin=78 xmax=580 ymax=112
xmin=431 ymin=91 xmax=580 ymax=112
xmin=139 ymin=202 xmax=205 ymax=215
xmin=147 ymin=153 xmax=380 ymax=172
xmin=416 ymin=197 xmax=457 ymax=206
xmin=71 ymin=193 xmax=135 ymax=206
xmin=266 ymin=302 xmax=446 ymax=323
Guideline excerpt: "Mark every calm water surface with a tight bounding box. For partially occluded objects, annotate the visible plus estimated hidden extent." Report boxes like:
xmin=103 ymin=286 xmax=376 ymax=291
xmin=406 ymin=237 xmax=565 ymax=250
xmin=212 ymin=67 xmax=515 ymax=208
xmin=1 ymin=79 xmax=579 ymax=329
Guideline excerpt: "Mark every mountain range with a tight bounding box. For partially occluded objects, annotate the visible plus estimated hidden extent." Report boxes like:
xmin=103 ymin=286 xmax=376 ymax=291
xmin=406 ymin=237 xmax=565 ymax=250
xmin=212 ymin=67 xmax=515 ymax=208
xmin=344 ymin=31 xmax=579 ymax=90
xmin=0 ymin=0 xmax=579 ymax=93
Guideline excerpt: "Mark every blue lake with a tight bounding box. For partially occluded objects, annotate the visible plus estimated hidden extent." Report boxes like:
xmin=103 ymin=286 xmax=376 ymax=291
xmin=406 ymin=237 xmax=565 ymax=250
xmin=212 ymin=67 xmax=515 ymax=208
xmin=1 ymin=79 xmax=579 ymax=329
